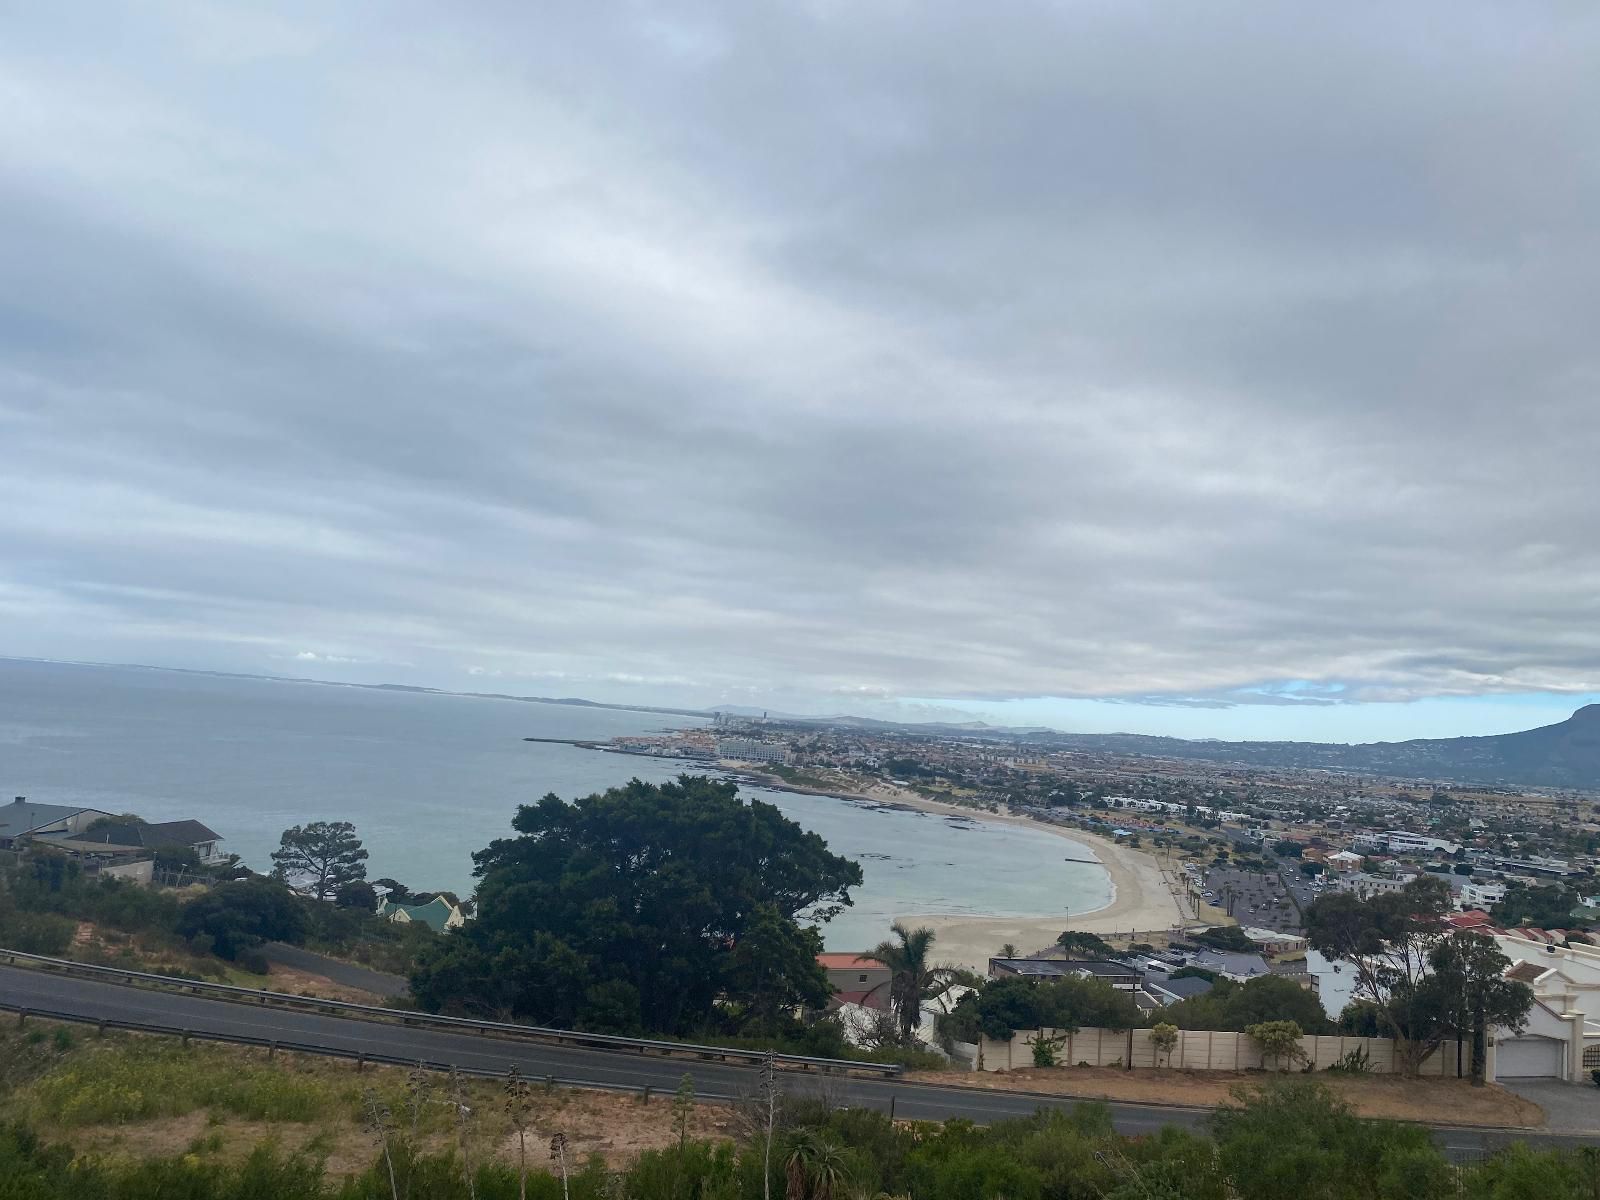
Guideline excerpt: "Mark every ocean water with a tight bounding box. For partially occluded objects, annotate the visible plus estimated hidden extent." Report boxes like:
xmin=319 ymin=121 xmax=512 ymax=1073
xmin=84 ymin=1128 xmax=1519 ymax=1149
xmin=0 ymin=658 xmax=1110 ymax=950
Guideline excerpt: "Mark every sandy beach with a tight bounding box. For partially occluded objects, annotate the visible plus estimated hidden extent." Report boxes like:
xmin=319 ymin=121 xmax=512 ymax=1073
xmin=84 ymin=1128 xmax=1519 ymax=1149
xmin=741 ymin=770 xmax=1191 ymax=974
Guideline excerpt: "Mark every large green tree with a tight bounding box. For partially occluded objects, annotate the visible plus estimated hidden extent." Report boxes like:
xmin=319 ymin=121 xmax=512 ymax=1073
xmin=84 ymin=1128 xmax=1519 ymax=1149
xmin=1491 ymin=881 xmax=1578 ymax=929
xmin=1418 ymin=931 xmax=1533 ymax=1084
xmin=410 ymin=776 xmax=862 ymax=1035
xmin=269 ymin=821 xmax=368 ymax=903
xmin=1305 ymin=875 xmax=1453 ymax=1075
xmin=1161 ymin=974 xmax=1332 ymax=1033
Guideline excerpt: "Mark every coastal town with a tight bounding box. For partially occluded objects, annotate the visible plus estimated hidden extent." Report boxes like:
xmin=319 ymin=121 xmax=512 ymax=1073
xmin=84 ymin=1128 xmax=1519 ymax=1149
xmin=578 ymin=712 xmax=1600 ymax=1084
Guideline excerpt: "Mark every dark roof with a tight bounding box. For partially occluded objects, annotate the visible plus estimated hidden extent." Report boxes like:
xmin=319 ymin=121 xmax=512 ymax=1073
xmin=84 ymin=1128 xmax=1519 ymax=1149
xmin=43 ymin=819 xmax=221 ymax=849
xmin=1153 ymin=975 xmax=1215 ymax=999
xmin=0 ymin=799 xmax=110 ymax=838
xmin=1065 ymin=959 xmax=1141 ymax=977
xmin=143 ymin=819 xmax=222 ymax=845
xmin=990 ymin=958 xmax=1076 ymax=977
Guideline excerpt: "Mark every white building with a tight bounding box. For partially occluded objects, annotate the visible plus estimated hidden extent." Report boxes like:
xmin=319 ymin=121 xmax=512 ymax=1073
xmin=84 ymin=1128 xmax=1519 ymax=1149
xmin=717 ymin=739 xmax=789 ymax=764
xmin=1384 ymin=831 xmax=1461 ymax=856
xmin=1459 ymin=880 xmax=1507 ymax=910
xmin=1488 ymin=934 xmax=1600 ymax=1082
xmin=1336 ymin=873 xmax=1408 ymax=899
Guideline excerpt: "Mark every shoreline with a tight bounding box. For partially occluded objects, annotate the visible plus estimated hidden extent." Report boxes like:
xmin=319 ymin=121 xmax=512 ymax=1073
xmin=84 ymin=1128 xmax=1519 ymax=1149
xmin=733 ymin=768 xmax=1191 ymax=974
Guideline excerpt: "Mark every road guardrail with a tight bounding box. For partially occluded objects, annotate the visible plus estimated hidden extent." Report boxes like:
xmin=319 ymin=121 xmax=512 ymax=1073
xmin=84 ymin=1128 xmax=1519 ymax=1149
xmin=0 ymin=948 xmax=901 ymax=1077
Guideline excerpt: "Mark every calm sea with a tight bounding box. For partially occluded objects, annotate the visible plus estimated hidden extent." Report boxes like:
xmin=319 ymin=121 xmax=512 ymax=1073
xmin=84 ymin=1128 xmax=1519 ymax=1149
xmin=0 ymin=659 xmax=1110 ymax=950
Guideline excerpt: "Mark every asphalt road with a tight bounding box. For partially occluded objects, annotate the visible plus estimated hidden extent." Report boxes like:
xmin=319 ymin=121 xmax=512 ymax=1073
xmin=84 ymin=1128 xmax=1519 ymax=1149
xmin=0 ymin=965 xmax=1582 ymax=1159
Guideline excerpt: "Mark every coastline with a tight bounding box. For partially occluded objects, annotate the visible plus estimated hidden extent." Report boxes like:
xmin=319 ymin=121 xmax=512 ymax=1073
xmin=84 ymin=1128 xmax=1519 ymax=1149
xmin=734 ymin=769 xmax=1190 ymax=974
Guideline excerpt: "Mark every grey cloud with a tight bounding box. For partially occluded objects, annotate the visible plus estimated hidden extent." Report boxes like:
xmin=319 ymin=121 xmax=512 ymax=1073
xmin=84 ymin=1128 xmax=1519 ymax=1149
xmin=1 ymin=2 xmax=1598 ymax=715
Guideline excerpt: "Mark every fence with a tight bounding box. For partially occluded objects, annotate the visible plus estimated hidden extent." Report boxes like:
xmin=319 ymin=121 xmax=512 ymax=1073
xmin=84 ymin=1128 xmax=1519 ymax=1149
xmin=0 ymin=947 xmax=900 ymax=1077
xmin=978 ymin=1026 xmax=1467 ymax=1076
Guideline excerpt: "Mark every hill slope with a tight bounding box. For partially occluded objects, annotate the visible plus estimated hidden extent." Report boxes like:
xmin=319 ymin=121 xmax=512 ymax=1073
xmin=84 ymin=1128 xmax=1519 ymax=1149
xmin=1019 ymin=704 xmax=1600 ymax=789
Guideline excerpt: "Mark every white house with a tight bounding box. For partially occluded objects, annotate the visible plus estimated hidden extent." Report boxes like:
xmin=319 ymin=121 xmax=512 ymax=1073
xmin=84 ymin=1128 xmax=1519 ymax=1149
xmin=1459 ymin=880 xmax=1507 ymax=910
xmin=1489 ymin=934 xmax=1600 ymax=1082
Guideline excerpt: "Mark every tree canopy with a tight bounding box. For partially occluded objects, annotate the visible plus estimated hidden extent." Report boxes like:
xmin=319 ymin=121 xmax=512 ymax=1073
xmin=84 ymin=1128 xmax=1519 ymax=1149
xmin=943 ymin=974 xmax=1140 ymax=1042
xmin=1306 ymin=874 xmax=1456 ymax=1074
xmin=269 ymin=821 xmax=368 ymax=903
xmin=1492 ymin=881 xmax=1579 ymax=929
xmin=1160 ymin=974 xmax=1332 ymax=1033
xmin=410 ymin=775 xmax=863 ymax=1035
xmin=175 ymin=877 xmax=306 ymax=960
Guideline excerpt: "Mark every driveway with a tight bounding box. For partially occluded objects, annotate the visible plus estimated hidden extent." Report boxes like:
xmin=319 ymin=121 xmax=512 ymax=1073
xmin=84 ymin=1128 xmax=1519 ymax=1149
xmin=1499 ymin=1078 xmax=1600 ymax=1134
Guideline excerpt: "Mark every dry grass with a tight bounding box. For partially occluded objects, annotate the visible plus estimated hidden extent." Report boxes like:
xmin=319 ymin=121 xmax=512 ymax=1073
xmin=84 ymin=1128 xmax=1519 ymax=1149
xmin=0 ymin=1021 xmax=735 ymax=1178
xmin=906 ymin=1064 xmax=1546 ymax=1128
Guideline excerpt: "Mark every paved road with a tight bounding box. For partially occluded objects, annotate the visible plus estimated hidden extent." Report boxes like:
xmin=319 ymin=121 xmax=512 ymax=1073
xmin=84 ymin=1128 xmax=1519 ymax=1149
xmin=0 ymin=965 xmax=1580 ymax=1159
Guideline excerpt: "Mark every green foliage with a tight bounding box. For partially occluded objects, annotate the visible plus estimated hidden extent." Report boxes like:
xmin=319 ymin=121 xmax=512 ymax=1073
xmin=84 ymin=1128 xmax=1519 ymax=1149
xmin=1244 ymin=1020 xmax=1307 ymax=1070
xmin=20 ymin=1038 xmax=334 ymax=1125
xmin=1029 ymin=1031 xmax=1067 ymax=1067
xmin=1055 ymin=929 xmax=1114 ymax=957
xmin=5 ymin=1074 xmax=1600 ymax=1199
xmin=1492 ymin=881 xmax=1580 ymax=929
xmin=410 ymin=776 xmax=861 ymax=1036
xmin=1149 ymin=1022 xmax=1179 ymax=1064
xmin=1194 ymin=925 xmax=1256 ymax=952
xmin=946 ymin=974 xmax=1140 ymax=1041
xmin=176 ymin=877 xmax=307 ymax=959
xmin=871 ymin=922 xmax=964 ymax=1045
xmin=1161 ymin=974 xmax=1332 ymax=1033
xmin=0 ymin=888 xmax=75 ymax=955
xmin=1326 ymin=1046 xmax=1373 ymax=1075
xmin=271 ymin=821 xmax=369 ymax=903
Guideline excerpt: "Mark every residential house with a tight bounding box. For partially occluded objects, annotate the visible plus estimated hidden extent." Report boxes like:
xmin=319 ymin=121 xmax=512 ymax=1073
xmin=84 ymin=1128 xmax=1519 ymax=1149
xmin=1488 ymin=934 xmax=1600 ymax=1081
xmin=1238 ymin=927 xmax=1308 ymax=959
xmin=1186 ymin=950 xmax=1272 ymax=982
xmin=1142 ymin=973 xmax=1215 ymax=1006
xmin=1336 ymin=872 xmax=1408 ymax=899
xmin=1325 ymin=850 xmax=1364 ymax=873
xmin=988 ymin=958 xmax=1141 ymax=991
xmin=0 ymin=797 xmax=112 ymax=849
xmin=1460 ymin=880 xmax=1507 ymax=910
xmin=817 ymin=953 xmax=892 ymax=1010
xmin=377 ymin=896 xmax=465 ymax=932
xmin=34 ymin=819 xmax=226 ymax=865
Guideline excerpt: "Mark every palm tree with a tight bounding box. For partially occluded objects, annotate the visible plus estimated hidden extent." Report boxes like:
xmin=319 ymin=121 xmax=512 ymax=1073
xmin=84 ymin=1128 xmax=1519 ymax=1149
xmin=870 ymin=922 xmax=962 ymax=1044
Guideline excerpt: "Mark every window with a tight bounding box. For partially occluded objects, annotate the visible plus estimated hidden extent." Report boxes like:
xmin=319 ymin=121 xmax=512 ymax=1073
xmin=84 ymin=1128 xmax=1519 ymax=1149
xmin=858 ymin=973 xmax=869 ymax=983
xmin=1583 ymin=1044 xmax=1600 ymax=1070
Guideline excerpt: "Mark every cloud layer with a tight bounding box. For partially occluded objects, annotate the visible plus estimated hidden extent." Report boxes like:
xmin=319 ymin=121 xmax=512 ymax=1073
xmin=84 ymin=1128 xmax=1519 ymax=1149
xmin=2 ymin=2 xmax=1598 ymax=716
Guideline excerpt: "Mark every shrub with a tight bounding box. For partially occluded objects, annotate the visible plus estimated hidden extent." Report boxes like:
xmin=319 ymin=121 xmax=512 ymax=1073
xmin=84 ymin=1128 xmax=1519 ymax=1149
xmin=1326 ymin=1046 xmax=1373 ymax=1075
xmin=24 ymin=1039 xmax=334 ymax=1125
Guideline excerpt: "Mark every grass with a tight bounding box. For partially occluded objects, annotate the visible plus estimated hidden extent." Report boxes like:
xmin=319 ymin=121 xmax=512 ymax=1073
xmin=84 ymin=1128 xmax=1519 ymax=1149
xmin=20 ymin=1035 xmax=341 ymax=1125
xmin=0 ymin=1020 xmax=733 ymax=1178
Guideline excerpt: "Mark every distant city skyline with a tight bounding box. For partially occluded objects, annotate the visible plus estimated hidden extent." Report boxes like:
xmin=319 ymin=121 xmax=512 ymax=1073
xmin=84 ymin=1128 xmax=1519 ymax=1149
xmin=2 ymin=6 xmax=1596 ymax=742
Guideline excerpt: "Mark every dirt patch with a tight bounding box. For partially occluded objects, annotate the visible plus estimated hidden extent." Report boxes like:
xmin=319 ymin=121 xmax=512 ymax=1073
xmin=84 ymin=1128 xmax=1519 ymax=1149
xmin=9 ymin=1025 xmax=736 ymax=1178
xmin=264 ymin=963 xmax=387 ymax=1003
xmin=906 ymin=1065 xmax=1545 ymax=1129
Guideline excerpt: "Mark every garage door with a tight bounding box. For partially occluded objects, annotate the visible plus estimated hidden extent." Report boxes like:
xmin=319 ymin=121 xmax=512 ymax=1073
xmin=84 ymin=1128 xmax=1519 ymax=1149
xmin=1497 ymin=1037 xmax=1565 ymax=1078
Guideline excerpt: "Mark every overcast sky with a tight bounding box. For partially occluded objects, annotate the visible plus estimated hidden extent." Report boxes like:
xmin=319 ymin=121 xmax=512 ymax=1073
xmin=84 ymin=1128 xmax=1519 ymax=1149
xmin=3 ymin=3 xmax=1598 ymax=741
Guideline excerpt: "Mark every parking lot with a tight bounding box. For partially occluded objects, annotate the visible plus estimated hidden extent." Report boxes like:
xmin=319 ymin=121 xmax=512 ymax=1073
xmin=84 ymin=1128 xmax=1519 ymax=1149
xmin=1198 ymin=866 xmax=1308 ymax=932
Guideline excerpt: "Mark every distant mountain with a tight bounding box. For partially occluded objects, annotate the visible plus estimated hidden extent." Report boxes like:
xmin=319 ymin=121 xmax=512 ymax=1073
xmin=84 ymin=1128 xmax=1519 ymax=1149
xmin=1013 ymin=705 xmax=1600 ymax=790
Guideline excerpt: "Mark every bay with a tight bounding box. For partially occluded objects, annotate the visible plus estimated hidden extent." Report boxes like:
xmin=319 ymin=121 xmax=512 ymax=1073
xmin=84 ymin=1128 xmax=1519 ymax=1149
xmin=0 ymin=658 xmax=1110 ymax=950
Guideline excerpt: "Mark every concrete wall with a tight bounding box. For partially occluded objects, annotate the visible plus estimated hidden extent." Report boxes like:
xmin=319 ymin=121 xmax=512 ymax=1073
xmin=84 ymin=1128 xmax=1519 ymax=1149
xmin=978 ymin=1026 xmax=1468 ymax=1077
xmin=95 ymin=858 xmax=155 ymax=885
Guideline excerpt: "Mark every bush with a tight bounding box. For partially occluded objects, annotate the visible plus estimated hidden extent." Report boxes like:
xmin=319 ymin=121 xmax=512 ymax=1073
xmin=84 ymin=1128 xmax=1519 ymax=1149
xmin=23 ymin=1038 xmax=334 ymax=1125
xmin=236 ymin=948 xmax=271 ymax=976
